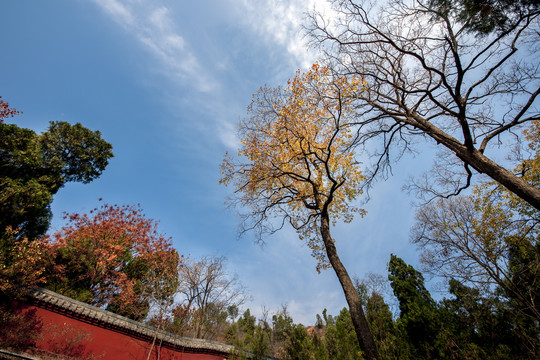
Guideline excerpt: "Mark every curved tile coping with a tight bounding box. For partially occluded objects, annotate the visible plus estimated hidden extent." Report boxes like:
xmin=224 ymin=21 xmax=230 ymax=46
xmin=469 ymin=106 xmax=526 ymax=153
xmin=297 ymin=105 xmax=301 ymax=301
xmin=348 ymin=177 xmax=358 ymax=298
xmin=27 ymin=288 xmax=235 ymax=354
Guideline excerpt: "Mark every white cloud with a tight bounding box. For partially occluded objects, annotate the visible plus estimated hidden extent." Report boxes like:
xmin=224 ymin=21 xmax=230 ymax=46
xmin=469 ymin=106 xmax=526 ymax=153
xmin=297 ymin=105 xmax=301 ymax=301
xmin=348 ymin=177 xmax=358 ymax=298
xmin=232 ymin=0 xmax=338 ymax=70
xmin=91 ymin=0 xmax=134 ymax=28
xmin=218 ymin=121 xmax=241 ymax=150
xmin=148 ymin=6 xmax=171 ymax=32
xmin=232 ymin=0 xmax=313 ymax=69
xmin=91 ymin=0 xmax=215 ymax=93
xmin=89 ymin=0 xmax=337 ymax=149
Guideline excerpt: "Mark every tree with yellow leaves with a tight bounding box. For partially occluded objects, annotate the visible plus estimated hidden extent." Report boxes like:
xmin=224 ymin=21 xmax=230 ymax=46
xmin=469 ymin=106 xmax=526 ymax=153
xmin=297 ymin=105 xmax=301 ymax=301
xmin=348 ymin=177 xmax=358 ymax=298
xmin=221 ymin=64 xmax=379 ymax=359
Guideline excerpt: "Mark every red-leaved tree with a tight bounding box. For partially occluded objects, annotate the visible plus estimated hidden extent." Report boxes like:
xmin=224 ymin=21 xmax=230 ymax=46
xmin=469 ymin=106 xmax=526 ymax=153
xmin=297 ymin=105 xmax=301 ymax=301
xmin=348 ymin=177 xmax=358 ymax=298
xmin=43 ymin=203 xmax=182 ymax=320
xmin=0 ymin=96 xmax=20 ymax=123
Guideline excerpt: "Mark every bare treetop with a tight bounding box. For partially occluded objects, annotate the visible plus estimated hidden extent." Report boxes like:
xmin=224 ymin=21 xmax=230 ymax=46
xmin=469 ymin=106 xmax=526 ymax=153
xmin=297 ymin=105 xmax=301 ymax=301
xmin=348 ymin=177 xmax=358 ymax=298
xmin=307 ymin=0 xmax=540 ymax=208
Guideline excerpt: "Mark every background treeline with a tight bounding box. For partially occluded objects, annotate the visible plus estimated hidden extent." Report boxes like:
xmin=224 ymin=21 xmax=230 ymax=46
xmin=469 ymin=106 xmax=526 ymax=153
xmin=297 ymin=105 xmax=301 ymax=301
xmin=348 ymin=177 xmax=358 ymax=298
xmin=163 ymin=251 xmax=537 ymax=360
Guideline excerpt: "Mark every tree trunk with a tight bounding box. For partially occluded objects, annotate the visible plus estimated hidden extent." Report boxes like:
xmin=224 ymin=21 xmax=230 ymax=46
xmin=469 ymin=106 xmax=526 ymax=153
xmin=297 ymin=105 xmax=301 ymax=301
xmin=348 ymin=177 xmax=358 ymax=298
xmin=147 ymin=320 xmax=162 ymax=360
xmin=455 ymin=145 xmax=540 ymax=210
xmin=419 ymin=119 xmax=540 ymax=210
xmin=320 ymin=213 xmax=379 ymax=360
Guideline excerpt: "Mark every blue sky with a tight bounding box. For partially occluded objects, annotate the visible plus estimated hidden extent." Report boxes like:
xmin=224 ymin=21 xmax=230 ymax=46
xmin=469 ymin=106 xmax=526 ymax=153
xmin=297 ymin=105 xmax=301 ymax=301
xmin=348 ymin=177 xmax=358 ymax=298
xmin=2 ymin=0 xmax=428 ymax=324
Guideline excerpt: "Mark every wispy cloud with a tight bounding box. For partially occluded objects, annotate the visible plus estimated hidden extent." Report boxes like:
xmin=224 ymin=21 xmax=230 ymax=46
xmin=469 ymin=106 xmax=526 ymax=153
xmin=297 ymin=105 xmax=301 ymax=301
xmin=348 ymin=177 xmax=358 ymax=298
xmin=233 ymin=0 xmax=336 ymax=70
xmin=91 ymin=0 xmax=134 ymax=28
xmin=90 ymin=0 xmax=335 ymax=150
xmin=91 ymin=0 xmax=214 ymax=93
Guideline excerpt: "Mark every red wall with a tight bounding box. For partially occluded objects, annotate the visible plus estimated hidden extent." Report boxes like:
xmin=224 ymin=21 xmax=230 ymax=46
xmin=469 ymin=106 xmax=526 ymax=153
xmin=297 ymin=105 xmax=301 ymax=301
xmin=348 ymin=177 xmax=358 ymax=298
xmin=17 ymin=304 xmax=228 ymax=360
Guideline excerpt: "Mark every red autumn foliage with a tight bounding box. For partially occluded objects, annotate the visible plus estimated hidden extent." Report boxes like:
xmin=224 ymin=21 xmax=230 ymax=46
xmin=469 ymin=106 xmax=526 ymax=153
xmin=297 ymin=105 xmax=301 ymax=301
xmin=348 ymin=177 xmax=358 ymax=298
xmin=0 ymin=227 xmax=47 ymax=297
xmin=43 ymin=203 xmax=182 ymax=320
xmin=0 ymin=96 xmax=21 ymax=122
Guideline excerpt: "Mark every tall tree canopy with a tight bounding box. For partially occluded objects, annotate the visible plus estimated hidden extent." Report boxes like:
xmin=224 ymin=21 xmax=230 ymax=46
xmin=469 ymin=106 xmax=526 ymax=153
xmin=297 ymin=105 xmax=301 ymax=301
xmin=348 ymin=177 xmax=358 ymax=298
xmin=0 ymin=119 xmax=113 ymax=240
xmin=221 ymin=64 xmax=379 ymax=359
xmin=307 ymin=0 xmax=540 ymax=209
xmin=429 ymin=0 xmax=540 ymax=35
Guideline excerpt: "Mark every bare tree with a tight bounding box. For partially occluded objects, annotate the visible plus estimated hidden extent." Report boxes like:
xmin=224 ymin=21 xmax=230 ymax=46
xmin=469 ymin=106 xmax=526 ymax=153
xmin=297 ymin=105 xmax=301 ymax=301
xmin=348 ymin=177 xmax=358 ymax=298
xmin=143 ymin=251 xmax=183 ymax=360
xmin=178 ymin=256 xmax=249 ymax=339
xmin=307 ymin=0 xmax=540 ymax=208
xmin=412 ymin=119 xmax=539 ymax=321
xmin=412 ymin=193 xmax=540 ymax=321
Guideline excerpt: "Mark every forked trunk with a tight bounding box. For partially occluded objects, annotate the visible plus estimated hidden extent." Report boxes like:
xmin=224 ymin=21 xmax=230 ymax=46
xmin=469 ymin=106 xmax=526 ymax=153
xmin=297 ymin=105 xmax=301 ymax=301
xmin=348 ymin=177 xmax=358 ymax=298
xmin=320 ymin=213 xmax=379 ymax=360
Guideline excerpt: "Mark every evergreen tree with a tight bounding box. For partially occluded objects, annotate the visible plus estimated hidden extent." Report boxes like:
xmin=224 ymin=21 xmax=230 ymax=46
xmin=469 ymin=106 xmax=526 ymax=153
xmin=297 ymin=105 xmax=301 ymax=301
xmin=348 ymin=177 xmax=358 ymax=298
xmin=0 ymin=121 xmax=113 ymax=241
xmin=365 ymin=292 xmax=411 ymax=360
xmin=283 ymin=324 xmax=313 ymax=360
xmin=388 ymin=255 xmax=452 ymax=359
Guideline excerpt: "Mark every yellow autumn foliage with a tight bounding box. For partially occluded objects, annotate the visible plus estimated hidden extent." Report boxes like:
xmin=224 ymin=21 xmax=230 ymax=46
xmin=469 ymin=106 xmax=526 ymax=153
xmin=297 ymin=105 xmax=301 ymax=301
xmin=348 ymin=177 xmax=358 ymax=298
xmin=221 ymin=64 xmax=366 ymax=270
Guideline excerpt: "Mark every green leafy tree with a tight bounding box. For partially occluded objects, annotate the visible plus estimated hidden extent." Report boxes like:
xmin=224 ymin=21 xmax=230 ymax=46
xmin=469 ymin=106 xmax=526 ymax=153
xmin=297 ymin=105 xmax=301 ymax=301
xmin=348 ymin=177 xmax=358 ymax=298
xmin=271 ymin=307 xmax=295 ymax=354
xmin=387 ymin=254 xmax=538 ymax=359
xmin=283 ymin=324 xmax=313 ymax=360
xmin=311 ymin=336 xmax=328 ymax=360
xmin=442 ymin=279 xmax=517 ymax=359
xmin=238 ymin=309 xmax=257 ymax=337
xmin=333 ymin=308 xmax=363 ymax=360
xmin=428 ymin=0 xmax=540 ymax=35
xmin=0 ymin=120 xmax=113 ymax=240
xmin=224 ymin=308 xmax=271 ymax=359
xmin=250 ymin=324 xmax=271 ymax=360
xmin=388 ymin=255 xmax=447 ymax=359
xmin=365 ymin=292 xmax=410 ymax=360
